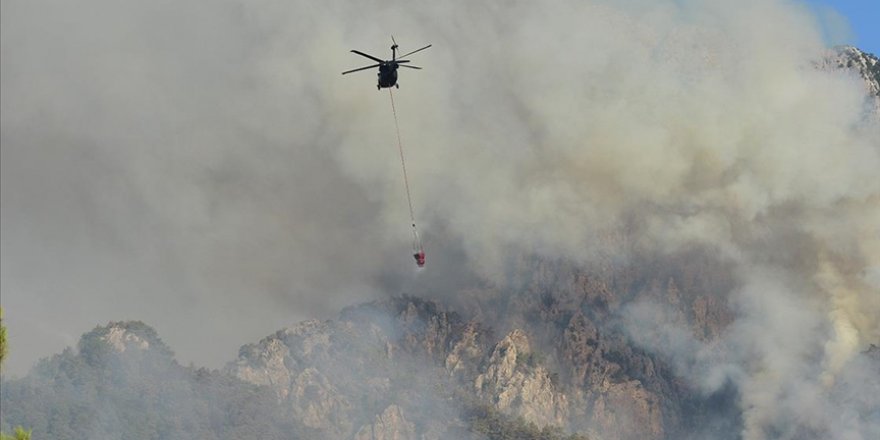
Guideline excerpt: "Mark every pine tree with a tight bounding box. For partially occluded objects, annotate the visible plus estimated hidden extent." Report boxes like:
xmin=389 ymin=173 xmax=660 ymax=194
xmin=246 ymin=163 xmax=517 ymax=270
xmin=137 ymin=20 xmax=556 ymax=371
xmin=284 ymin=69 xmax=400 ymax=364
xmin=1 ymin=308 xmax=31 ymax=440
xmin=0 ymin=427 xmax=32 ymax=440
xmin=0 ymin=307 xmax=7 ymax=368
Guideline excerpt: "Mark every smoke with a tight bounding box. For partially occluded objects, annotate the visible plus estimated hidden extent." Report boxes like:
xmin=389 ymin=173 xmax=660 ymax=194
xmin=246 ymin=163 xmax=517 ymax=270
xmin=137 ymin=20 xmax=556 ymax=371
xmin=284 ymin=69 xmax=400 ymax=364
xmin=1 ymin=0 xmax=402 ymax=375
xmin=2 ymin=0 xmax=878 ymax=437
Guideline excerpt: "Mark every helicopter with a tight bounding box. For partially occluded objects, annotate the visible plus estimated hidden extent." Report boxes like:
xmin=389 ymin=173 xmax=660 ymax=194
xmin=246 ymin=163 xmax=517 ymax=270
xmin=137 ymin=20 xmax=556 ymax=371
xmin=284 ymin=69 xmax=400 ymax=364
xmin=342 ymin=37 xmax=431 ymax=90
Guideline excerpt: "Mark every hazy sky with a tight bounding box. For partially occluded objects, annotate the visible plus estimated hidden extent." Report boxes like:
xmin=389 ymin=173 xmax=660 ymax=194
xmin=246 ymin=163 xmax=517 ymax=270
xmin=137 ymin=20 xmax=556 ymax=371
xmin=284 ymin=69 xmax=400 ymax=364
xmin=808 ymin=0 xmax=880 ymax=55
xmin=2 ymin=9 xmax=878 ymax=440
xmin=1 ymin=0 xmax=407 ymax=375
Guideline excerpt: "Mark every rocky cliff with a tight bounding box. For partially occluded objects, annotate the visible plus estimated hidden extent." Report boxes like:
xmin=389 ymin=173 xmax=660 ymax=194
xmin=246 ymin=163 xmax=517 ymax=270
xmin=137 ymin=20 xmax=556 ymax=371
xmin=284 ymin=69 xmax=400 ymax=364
xmin=3 ymin=264 xmax=876 ymax=440
xmin=224 ymin=263 xmax=731 ymax=440
xmin=817 ymin=45 xmax=880 ymax=114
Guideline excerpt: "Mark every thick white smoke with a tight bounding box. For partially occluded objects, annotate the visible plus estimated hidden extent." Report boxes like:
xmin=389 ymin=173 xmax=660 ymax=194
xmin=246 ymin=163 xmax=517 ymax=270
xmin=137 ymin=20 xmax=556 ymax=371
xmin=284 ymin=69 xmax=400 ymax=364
xmin=329 ymin=1 xmax=880 ymax=437
xmin=2 ymin=0 xmax=878 ymax=437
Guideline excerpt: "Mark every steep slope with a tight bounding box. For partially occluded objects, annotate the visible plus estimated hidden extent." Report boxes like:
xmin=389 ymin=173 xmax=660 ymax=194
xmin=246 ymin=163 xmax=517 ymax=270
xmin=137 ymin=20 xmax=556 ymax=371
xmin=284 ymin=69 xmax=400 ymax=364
xmin=226 ymin=297 xmax=492 ymax=439
xmin=816 ymin=46 xmax=880 ymax=114
xmin=825 ymin=46 xmax=880 ymax=96
xmin=0 ymin=322 xmax=299 ymax=440
xmin=3 ymin=286 xmax=876 ymax=439
xmin=225 ymin=285 xmax=719 ymax=440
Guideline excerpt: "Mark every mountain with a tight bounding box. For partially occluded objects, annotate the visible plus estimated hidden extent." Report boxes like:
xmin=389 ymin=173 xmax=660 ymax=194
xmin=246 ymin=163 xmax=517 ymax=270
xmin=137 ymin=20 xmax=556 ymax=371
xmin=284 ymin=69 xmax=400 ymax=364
xmin=2 ymin=256 xmax=877 ymax=440
xmin=1 ymin=256 xmax=739 ymax=440
xmin=223 ymin=289 xmax=697 ymax=440
xmin=816 ymin=46 xmax=880 ymax=113
xmin=0 ymin=321 xmax=302 ymax=440
xmin=8 ymin=273 xmax=872 ymax=440
xmin=826 ymin=46 xmax=880 ymax=96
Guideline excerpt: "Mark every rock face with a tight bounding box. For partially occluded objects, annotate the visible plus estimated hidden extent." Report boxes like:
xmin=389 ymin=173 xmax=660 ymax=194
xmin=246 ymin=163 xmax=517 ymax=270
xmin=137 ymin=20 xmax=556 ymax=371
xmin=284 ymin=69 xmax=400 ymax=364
xmin=101 ymin=325 xmax=152 ymax=352
xmin=354 ymin=405 xmax=417 ymax=440
xmin=591 ymin=379 xmax=665 ymax=440
xmin=444 ymin=322 xmax=485 ymax=379
xmin=224 ymin=290 xmax=693 ymax=440
xmin=817 ymin=46 xmax=880 ymax=114
xmin=226 ymin=297 xmax=492 ymax=439
xmin=0 ymin=321 xmax=306 ymax=440
xmin=227 ymin=320 xmax=353 ymax=436
xmin=829 ymin=46 xmax=880 ymax=96
xmin=290 ymin=368 xmax=352 ymax=434
xmin=84 ymin=321 xmax=168 ymax=355
xmin=76 ymin=320 xmax=176 ymax=372
xmin=228 ymin=320 xmax=332 ymax=401
xmin=475 ymin=329 xmax=569 ymax=427
xmin=11 ymin=255 xmax=878 ymax=439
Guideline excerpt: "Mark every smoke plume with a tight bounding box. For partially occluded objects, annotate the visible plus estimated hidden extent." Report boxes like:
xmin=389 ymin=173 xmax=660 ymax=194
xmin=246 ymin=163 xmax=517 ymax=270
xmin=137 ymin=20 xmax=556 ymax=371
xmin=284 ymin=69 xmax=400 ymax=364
xmin=2 ymin=0 xmax=878 ymax=437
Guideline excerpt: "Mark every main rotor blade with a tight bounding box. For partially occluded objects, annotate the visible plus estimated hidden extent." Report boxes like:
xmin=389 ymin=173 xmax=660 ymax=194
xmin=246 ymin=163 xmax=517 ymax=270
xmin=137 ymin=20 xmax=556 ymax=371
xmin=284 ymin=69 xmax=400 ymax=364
xmin=396 ymin=60 xmax=411 ymax=63
xmin=342 ymin=64 xmax=380 ymax=75
xmin=350 ymin=50 xmax=384 ymax=63
xmin=399 ymin=64 xmax=422 ymax=70
xmin=399 ymin=44 xmax=431 ymax=58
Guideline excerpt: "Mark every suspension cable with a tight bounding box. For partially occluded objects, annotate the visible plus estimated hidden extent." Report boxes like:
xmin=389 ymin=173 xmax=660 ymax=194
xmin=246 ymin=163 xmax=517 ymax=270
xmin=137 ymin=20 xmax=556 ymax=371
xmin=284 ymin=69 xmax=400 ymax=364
xmin=388 ymin=90 xmax=425 ymax=266
xmin=388 ymin=89 xmax=417 ymax=229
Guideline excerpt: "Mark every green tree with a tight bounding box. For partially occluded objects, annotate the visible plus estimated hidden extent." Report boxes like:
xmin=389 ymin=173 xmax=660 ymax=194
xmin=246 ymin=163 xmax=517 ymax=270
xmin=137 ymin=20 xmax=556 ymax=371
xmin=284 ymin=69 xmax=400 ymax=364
xmin=0 ymin=307 xmax=7 ymax=368
xmin=0 ymin=427 xmax=32 ymax=440
xmin=1 ymin=308 xmax=31 ymax=440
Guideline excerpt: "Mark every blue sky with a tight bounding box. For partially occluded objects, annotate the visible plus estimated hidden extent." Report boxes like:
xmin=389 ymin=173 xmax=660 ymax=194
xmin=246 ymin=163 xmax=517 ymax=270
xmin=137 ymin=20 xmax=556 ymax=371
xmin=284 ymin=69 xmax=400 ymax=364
xmin=804 ymin=0 xmax=880 ymax=55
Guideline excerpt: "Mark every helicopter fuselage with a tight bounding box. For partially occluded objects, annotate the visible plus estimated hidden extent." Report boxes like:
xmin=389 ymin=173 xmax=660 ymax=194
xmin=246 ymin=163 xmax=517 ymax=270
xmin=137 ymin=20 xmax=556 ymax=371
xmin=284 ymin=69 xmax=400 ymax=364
xmin=342 ymin=40 xmax=430 ymax=90
xmin=377 ymin=63 xmax=399 ymax=89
